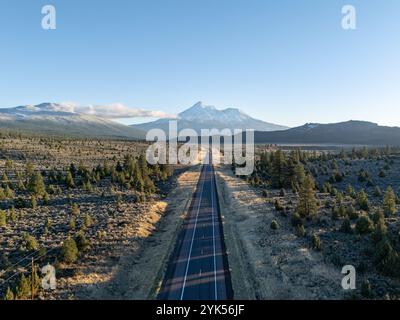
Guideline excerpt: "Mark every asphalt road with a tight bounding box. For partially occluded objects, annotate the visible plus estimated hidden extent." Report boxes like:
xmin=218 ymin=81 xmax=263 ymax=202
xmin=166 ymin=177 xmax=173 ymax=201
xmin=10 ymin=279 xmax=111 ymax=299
xmin=158 ymin=152 xmax=232 ymax=300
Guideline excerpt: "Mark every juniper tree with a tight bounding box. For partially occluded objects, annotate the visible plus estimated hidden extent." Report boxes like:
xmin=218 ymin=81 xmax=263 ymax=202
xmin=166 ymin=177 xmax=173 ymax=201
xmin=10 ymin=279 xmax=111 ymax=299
xmin=383 ymin=186 xmax=397 ymax=216
xmin=15 ymin=274 xmax=30 ymax=300
xmin=0 ymin=210 xmax=6 ymax=227
xmin=4 ymin=287 xmax=14 ymax=300
xmin=357 ymin=190 xmax=369 ymax=211
xmin=65 ymin=171 xmax=75 ymax=188
xmin=28 ymin=172 xmax=46 ymax=197
xmin=60 ymin=237 xmax=79 ymax=264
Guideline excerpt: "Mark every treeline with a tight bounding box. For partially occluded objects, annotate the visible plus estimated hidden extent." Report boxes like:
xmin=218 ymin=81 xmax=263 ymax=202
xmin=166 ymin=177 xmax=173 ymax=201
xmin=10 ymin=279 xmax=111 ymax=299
xmin=0 ymin=154 xmax=173 ymax=205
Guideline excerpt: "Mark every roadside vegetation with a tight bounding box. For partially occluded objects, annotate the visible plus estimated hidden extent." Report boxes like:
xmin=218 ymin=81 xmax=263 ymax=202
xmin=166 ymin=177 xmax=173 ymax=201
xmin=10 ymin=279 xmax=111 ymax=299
xmin=0 ymin=135 xmax=174 ymax=299
xmin=232 ymin=145 xmax=400 ymax=299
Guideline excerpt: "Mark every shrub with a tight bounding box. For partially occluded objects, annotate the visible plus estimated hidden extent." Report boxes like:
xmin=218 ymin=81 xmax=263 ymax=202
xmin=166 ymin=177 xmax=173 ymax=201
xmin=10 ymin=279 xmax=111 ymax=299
xmin=83 ymin=214 xmax=94 ymax=228
xmin=4 ymin=287 xmax=14 ymax=300
xmin=30 ymin=196 xmax=37 ymax=209
xmin=311 ymin=233 xmax=322 ymax=250
xmin=0 ymin=252 xmax=10 ymax=270
xmin=75 ymin=231 xmax=91 ymax=252
xmin=71 ymin=203 xmax=80 ymax=216
xmin=346 ymin=205 xmax=358 ymax=220
xmin=291 ymin=212 xmax=303 ymax=227
xmin=262 ymin=190 xmax=268 ymax=197
xmin=274 ymin=199 xmax=284 ymax=211
xmin=68 ymin=217 xmax=76 ymax=230
xmin=43 ymin=192 xmax=50 ymax=205
xmin=355 ymin=216 xmax=374 ymax=234
xmin=374 ymin=237 xmax=400 ymax=277
xmin=270 ymin=220 xmax=279 ymax=230
xmin=60 ymin=238 xmax=79 ymax=264
xmin=340 ymin=218 xmax=352 ymax=233
xmin=23 ymin=233 xmax=38 ymax=251
xmin=361 ymin=280 xmax=372 ymax=298
xmin=373 ymin=186 xmax=382 ymax=197
xmin=295 ymin=224 xmax=306 ymax=237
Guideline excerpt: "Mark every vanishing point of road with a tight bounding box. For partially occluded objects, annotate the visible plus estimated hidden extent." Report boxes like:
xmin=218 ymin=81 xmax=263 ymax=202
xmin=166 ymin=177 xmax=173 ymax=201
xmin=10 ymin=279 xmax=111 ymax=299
xmin=158 ymin=151 xmax=233 ymax=300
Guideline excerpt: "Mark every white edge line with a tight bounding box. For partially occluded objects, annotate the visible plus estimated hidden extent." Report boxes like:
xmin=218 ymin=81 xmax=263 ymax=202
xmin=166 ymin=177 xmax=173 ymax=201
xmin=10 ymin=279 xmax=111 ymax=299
xmin=211 ymin=162 xmax=218 ymax=300
xmin=180 ymin=164 xmax=205 ymax=300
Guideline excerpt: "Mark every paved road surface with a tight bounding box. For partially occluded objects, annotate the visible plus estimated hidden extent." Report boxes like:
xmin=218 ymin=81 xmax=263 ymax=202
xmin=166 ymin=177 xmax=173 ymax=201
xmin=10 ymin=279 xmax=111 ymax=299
xmin=158 ymin=151 xmax=232 ymax=300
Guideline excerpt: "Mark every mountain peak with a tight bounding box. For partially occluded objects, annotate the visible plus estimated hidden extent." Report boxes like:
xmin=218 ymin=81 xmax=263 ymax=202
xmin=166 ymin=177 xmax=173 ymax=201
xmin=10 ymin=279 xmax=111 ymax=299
xmin=135 ymin=101 xmax=289 ymax=133
xmin=189 ymin=101 xmax=216 ymax=111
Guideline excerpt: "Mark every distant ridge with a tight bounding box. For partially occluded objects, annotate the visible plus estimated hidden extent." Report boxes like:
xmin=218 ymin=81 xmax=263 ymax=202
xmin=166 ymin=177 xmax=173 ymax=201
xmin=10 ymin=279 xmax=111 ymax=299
xmin=253 ymin=120 xmax=400 ymax=146
xmin=0 ymin=103 xmax=145 ymax=139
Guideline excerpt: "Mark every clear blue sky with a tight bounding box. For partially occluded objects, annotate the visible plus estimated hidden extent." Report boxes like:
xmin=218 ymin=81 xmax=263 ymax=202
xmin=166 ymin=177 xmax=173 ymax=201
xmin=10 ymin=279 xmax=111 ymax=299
xmin=0 ymin=0 xmax=399 ymax=127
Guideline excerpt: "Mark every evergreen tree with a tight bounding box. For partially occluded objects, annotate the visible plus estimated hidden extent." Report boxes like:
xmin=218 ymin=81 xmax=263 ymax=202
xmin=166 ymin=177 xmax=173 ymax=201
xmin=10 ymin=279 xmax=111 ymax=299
xmin=4 ymin=287 xmax=15 ymax=300
xmin=131 ymin=165 xmax=144 ymax=192
xmin=296 ymin=175 xmax=318 ymax=218
xmin=30 ymin=196 xmax=37 ymax=209
xmin=60 ymin=237 xmax=79 ymax=264
xmin=383 ymin=186 xmax=397 ymax=216
xmin=28 ymin=172 xmax=46 ymax=197
xmin=271 ymin=149 xmax=286 ymax=188
xmin=0 ymin=210 xmax=6 ymax=227
xmin=357 ymin=190 xmax=369 ymax=211
xmin=65 ymin=171 xmax=75 ymax=188
xmin=15 ymin=274 xmax=30 ymax=300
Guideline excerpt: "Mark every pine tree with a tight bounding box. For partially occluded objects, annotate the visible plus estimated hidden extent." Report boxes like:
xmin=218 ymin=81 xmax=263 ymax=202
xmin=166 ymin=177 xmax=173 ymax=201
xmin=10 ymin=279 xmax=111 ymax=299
xmin=296 ymin=175 xmax=318 ymax=218
xmin=75 ymin=231 xmax=90 ymax=252
xmin=383 ymin=186 xmax=397 ymax=216
xmin=65 ymin=171 xmax=75 ymax=188
xmin=271 ymin=149 xmax=286 ymax=188
xmin=0 ymin=210 xmax=6 ymax=227
xmin=131 ymin=165 xmax=144 ymax=192
xmin=60 ymin=237 xmax=79 ymax=264
xmin=4 ymin=185 xmax=14 ymax=198
xmin=83 ymin=214 xmax=94 ymax=228
xmin=138 ymin=154 xmax=149 ymax=178
xmin=30 ymin=196 xmax=37 ymax=209
xmin=28 ymin=172 xmax=46 ymax=196
xmin=0 ymin=187 xmax=5 ymax=200
xmin=4 ymin=287 xmax=15 ymax=300
xmin=68 ymin=217 xmax=76 ymax=230
xmin=15 ymin=274 xmax=30 ymax=300
xmin=357 ymin=190 xmax=369 ymax=211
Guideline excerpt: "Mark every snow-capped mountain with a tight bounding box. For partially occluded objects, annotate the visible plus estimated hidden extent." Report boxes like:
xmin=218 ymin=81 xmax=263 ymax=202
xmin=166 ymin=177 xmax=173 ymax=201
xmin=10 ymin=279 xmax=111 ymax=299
xmin=133 ymin=101 xmax=288 ymax=135
xmin=0 ymin=103 xmax=145 ymax=139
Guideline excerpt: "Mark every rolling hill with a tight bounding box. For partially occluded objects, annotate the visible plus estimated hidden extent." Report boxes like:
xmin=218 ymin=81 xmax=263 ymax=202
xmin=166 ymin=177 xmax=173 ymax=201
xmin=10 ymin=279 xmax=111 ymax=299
xmin=253 ymin=121 xmax=400 ymax=146
xmin=0 ymin=103 xmax=145 ymax=139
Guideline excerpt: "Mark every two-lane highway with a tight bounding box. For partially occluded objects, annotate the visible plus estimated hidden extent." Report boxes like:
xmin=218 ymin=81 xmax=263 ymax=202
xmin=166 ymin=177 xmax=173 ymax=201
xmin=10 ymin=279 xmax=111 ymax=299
xmin=158 ymin=151 xmax=232 ymax=300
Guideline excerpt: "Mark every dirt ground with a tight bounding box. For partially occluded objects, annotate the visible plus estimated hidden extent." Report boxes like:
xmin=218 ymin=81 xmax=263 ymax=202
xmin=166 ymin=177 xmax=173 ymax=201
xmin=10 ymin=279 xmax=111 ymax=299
xmin=215 ymin=164 xmax=345 ymax=300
